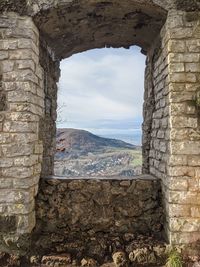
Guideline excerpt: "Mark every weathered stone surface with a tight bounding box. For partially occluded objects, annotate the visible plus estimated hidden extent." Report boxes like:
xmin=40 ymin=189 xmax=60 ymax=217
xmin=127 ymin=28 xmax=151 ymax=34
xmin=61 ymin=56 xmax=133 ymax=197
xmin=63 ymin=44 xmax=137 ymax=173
xmin=0 ymin=216 xmax=17 ymax=233
xmin=0 ymin=0 xmax=200 ymax=257
xmin=32 ymin=177 xmax=163 ymax=258
xmin=81 ymin=258 xmax=98 ymax=267
xmin=41 ymin=254 xmax=71 ymax=266
xmin=33 ymin=0 xmax=167 ymax=59
xmin=175 ymin=0 xmax=200 ymax=11
xmin=112 ymin=252 xmax=128 ymax=267
xmin=0 ymin=12 xmax=44 ymax=252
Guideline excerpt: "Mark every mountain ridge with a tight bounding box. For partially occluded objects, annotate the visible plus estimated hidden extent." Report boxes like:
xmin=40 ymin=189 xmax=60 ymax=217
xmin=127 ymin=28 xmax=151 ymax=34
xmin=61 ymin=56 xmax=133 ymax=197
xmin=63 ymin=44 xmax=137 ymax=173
xmin=56 ymin=128 xmax=139 ymax=153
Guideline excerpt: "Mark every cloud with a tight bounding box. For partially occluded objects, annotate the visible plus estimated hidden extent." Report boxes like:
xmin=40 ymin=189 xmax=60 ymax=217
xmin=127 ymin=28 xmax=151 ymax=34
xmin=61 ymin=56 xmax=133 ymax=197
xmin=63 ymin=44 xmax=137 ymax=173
xmin=57 ymin=46 xmax=146 ymax=130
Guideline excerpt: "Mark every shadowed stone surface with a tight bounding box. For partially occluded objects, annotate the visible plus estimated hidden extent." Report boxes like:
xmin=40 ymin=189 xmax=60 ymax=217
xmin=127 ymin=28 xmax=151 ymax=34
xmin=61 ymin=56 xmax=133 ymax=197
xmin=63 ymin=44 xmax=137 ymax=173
xmin=32 ymin=176 xmax=163 ymax=261
xmin=33 ymin=0 xmax=167 ymax=58
xmin=175 ymin=0 xmax=200 ymax=11
xmin=0 ymin=216 xmax=16 ymax=233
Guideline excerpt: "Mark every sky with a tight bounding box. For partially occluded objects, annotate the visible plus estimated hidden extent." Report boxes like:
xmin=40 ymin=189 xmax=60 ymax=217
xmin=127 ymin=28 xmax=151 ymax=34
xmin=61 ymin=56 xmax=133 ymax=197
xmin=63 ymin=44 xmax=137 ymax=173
xmin=57 ymin=46 xmax=146 ymax=144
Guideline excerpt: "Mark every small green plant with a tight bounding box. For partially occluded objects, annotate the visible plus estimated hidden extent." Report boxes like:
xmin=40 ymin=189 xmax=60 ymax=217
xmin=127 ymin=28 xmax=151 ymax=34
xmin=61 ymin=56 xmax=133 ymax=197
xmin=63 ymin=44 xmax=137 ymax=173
xmin=165 ymin=249 xmax=183 ymax=267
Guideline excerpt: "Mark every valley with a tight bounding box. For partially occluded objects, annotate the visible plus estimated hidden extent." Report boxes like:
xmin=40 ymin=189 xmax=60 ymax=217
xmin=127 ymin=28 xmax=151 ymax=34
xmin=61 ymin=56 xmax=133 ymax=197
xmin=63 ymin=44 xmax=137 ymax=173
xmin=54 ymin=128 xmax=142 ymax=177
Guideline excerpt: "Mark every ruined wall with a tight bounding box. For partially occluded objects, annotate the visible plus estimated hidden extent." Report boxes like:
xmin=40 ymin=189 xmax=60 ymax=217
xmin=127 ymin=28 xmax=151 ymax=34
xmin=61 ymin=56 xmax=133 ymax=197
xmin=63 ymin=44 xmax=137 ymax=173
xmin=142 ymin=33 xmax=170 ymax=187
xmin=39 ymin=39 xmax=60 ymax=177
xmin=146 ymin=42 xmax=170 ymax=180
xmin=162 ymin=10 xmax=200 ymax=244
xmin=144 ymin=8 xmax=200 ymax=244
xmin=142 ymin=7 xmax=200 ymax=245
xmin=1 ymin=0 xmax=200 ymax=256
xmin=0 ymin=13 xmax=44 ymax=252
xmin=33 ymin=176 xmax=163 ymax=259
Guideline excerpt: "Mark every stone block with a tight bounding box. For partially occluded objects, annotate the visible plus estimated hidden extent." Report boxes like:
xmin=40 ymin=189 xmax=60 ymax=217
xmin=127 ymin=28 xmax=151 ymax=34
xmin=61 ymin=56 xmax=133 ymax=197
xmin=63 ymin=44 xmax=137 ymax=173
xmin=169 ymin=27 xmax=193 ymax=39
xmin=161 ymin=117 xmax=168 ymax=128
xmin=41 ymin=254 xmax=71 ymax=266
xmin=170 ymin=128 xmax=199 ymax=141
xmin=7 ymin=201 xmax=34 ymax=215
xmin=169 ymin=62 xmax=184 ymax=73
xmin=171 ymin=141 xmax=200 ymax=155
xmin=185 ymin=63 xmax=200 ymax=72
xmin=169 ymin=53 xmax=200 ymax=63
xmin=159 ymin=141 xmax=167 ymax=152
xmin=168 ymin=176 xmax=188 ymax=191
xmin=0 ymin=133 xmax=12 ymax=144
xmin=0 ymin=51 xmax=8 ymax=60
xmin=169 ymin=218 xmax=200 ymax=232
xmin=14 ymin=155 xmax=39 ymax=167
xmin=168 ymin=166 xmax=195 ymax=177
xmin=186 ymin=39 xmax=200 ymax=52
xmin=68 ymin=180 xmax=84 ymax=190
xmin=0 ymin=216 xmax=17 ymax=233
xmin=168 ymin=155 xmax=187 ymax=166
xmin=18 ymin=39 xmax=33 ymax=49
xmin=9 ymin=49 xmax=34 ymax=60
xmin=9 ymin=102 xmax=43 ymax=115
xmin=191 ymin=207 xmax=200 ymax=217
xmin=0 ymin=179 xmax=13 ymax=189
xmin=168 ymin=190 xmax=200 ymax=205
xmin=5 ymin=112 xmax=39 ymax=122
xmin=167 ymin=203 xmax=191 ymax=217
xmin=0 ymin=158 xmax=13 ymax=168
xmin=2 ymin=166 xmax=34 ymax=179
xmin=3 ymin=121 xmax=38 ymax=133
xmin=13 ymin=176 xmax=40 ymax=189
xmin=0 ymin=40 xmax=18 ymax=50
xmin=34 ymin=143 xmax=43 ymax=154
xmin=170 ymin=91 xmax=194 ymax=103
xmin=168 ymin=40 xmax=186 ymax=52
xmin=1 ymin=60 xmax=14 ymax=72
xmin=170 ymin=232 xmax=200 ymax=244
xmin=16 ymin=59 xmax=35 ymax=71
xmin=3 ymin=69 xmax=38 ymax=84
xmin=188 ymin=177 xmax=199 ymax=192
xmin=169 ymin=73 xmax=197 ymax=83
xmin=17 ymin=211 xmax=35 ymax=234
xmin=170 ymin=116 xmax=197 ymax=128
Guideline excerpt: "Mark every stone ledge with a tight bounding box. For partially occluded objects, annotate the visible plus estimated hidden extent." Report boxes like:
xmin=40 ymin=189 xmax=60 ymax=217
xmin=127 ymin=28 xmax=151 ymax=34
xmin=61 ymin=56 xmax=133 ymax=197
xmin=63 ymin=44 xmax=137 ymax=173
xmin=42 ymin=174 xmax=159 ymax=181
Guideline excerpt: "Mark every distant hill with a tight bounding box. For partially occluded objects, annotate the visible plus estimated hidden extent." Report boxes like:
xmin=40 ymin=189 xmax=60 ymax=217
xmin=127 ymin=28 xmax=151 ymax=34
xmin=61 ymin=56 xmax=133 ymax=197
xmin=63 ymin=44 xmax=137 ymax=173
xmin=56 ymin=128 xmax=138 ymax=153
xmin=55 ymin=128 xmax=142 ymax=177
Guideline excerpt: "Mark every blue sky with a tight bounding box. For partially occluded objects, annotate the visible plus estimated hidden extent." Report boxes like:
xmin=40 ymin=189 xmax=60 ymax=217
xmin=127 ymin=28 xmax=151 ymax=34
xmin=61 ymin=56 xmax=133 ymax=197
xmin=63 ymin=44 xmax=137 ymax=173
xmin=57 ymin=46 xmax=146 ymax=139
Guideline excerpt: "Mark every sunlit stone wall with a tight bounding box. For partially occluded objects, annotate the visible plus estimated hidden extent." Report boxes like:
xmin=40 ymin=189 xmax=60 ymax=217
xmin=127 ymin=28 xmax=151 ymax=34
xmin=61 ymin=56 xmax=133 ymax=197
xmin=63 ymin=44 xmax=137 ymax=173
xmin=0 ymin=13 xmax=44 ymax=253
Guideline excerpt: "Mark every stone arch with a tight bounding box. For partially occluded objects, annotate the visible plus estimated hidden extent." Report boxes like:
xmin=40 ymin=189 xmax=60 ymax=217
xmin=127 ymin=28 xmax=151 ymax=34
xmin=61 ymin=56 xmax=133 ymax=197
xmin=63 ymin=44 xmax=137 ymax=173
xmin=1 ymin=0 xmax=200 ymax=258
xmin=33 ymin=0 xmax=167 ymax=178
xmin=33 ymin=0 xmax=167 ymax=58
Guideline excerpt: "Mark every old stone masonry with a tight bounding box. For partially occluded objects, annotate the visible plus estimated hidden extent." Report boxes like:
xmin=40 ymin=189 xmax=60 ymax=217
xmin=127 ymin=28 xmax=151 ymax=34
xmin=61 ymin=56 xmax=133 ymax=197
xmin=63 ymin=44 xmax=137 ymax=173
xmin=1 ymin=0 xmax=200 ymax=262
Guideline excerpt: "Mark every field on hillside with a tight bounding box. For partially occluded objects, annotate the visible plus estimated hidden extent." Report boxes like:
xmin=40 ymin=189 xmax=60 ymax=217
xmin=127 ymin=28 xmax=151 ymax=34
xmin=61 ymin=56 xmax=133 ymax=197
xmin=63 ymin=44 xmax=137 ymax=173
xmin=54 ymin=146 xmax=142 ymax=177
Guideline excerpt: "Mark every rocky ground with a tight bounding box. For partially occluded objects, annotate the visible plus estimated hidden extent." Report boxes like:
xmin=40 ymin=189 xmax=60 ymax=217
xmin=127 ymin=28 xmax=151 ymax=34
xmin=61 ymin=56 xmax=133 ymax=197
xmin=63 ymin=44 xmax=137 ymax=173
xmin=1 ymin=236 xmax=200 ymax=266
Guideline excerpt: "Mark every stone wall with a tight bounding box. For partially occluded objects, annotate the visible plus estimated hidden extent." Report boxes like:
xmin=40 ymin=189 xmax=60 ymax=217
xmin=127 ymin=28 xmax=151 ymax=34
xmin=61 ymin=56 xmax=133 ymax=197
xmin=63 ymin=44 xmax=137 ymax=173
xmin=147 ymin=40 xmax=170 ymax=181
xmin=162 ymin=10 xmax=200 ymax=244
xmin=1 ymin=0 xmax=200 ymax=256
xmin=145 ymin=8 xmax=200 ymax=244
xmin=0 ymin=13 xmax=44 ymax=252
xmin=39 ymin=38 xmax=60 ymax=177
xmin=33 ymin=175 xmax=163 ymax=259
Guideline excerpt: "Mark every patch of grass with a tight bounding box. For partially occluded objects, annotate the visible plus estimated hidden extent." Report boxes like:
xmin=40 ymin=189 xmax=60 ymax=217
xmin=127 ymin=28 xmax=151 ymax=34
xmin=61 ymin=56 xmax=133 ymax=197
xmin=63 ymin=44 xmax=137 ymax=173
xmin=129 ymin=150 xmax=142 ymax=167
xmin=165 ymin=249 xmax=183 ymax=267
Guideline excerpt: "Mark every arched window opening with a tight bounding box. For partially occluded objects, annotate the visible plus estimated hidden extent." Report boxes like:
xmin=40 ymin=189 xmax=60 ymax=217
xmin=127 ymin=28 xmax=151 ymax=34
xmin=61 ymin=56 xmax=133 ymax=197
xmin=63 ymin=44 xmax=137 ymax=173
xmin=54 ymin=46 xmax=146 ymax=178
